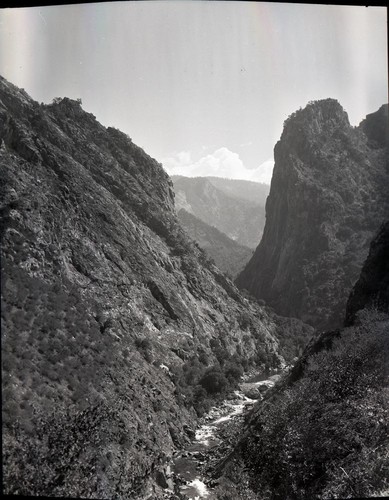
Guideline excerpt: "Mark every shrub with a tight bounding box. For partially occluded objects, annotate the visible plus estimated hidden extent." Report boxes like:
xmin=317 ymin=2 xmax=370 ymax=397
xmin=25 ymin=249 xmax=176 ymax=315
xmin=134 ymin=337 xmax=153 ymax=362
xmin=209 ymin=338 xmax=230 ymax=366
xmin=134 ymin=337 xmax=152 ymax=351
xmin=238 ymin=311 xmax=252 ymax=329
xmin=198 ymin=349 xmax=209 ymax=365
xmin=200 ymin=367 xmax=228 ymax=395
xmin=224 ymin=360 xmax=244 ymax=382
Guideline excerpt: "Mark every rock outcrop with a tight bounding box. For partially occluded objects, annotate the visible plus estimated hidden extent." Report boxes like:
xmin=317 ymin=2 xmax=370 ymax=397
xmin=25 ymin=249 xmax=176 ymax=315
xmin=172 ymin=175 xmax=267 ymax=249
xmin=0 ymin=76 xmax=282 ymax=498
xmin=236 ymin=99 xmax=389 ymax=330
xmin=345 ymin=220 xmax=389 ymax=325
xmin=285 ymin=220 xmax=389 ymax=388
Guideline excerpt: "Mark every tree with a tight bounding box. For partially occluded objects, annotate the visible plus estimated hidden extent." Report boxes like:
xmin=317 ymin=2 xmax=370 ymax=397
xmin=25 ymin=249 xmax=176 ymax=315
xmin=200 ymin=367 xmax=228 ymax=395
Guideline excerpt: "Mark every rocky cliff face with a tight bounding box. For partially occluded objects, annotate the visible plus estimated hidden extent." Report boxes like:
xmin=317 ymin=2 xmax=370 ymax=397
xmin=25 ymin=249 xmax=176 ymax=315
xmin=172 ymin=175 xmax=267 ymax=249
xmin=285 ymin=220 xmax=389 ymax=388
xmin=0 ymin=76 xmax=284 ymax=498
xmin=177 ymin=208 xmax=253 ymax=278
xmin=345 ymin=220 xmax=389 ymax=326
xmin=236 ymin=99 xmax=389 ymax=330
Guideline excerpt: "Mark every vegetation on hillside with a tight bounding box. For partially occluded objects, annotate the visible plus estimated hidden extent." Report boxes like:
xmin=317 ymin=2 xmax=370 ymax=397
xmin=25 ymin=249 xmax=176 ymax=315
xmin=1 ymin=74 xmax=285 ymax=498
xmin=272 ymin=318 xmax=315 ymax=365
xmin=234 ymin=309 xmax=389 ymax=499
xmin=239 ymin=289 xmax=315 ymax=365
xmin=170 ymin=344 xmax=248 ymax=416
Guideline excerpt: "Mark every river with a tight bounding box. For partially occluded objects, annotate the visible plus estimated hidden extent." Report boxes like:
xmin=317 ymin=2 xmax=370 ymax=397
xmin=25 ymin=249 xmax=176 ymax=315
xmin=166 ymin=372 xmax=281 ymax=499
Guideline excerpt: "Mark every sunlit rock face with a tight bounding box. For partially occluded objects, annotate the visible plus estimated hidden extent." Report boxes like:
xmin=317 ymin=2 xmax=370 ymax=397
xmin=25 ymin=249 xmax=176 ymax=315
xmin=0 ymin=76 xmax=284 ymax=498
xmin=236 ymin=99 xmax=389 ymax=330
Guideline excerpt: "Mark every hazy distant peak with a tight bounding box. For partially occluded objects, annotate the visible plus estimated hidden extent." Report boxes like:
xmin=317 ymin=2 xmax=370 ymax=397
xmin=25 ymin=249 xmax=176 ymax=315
xmin=172 ymin=175 xmax=270 ymax=205
xmin=171 ymin=175 xmax=267 ymax=248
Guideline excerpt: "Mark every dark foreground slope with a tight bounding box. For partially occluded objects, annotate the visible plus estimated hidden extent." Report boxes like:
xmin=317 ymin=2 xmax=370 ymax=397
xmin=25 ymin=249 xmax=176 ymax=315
xmin=236 ymin=99 xmax=389 ymax=330
xmin=177 ymin=208 xmax=253 ymax=278
xmin=0 ymin=77 xmax=283 ymax=498
xmin=215 ymin=222 xmax=389 ymax=500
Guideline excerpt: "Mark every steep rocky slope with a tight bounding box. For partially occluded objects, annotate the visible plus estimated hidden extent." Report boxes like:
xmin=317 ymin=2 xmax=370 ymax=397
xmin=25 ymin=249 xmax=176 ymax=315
xmin=172 ymin=175 xmax=267 ymax=249
xmin=286 ymin=219 xmax=389 ymax=389
xmin=177 ymin=208 xmax=253 ymax=278
xmin=236 ymin=99 xmax=389 ymax=330
xmin=214 ymin=221 xmax=389 ymax=500
xmin=0 ymin=76 xmax=283 ymax=498
xmin=345 ymin=220 xmax=389 ymax=325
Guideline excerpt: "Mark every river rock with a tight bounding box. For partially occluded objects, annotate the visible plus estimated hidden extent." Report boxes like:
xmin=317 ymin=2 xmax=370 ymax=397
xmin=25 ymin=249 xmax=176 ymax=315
xmin=244 ymin=388 xmax=261 ymax=399
xmin=155 ymin=470 xmax=169 ymax=489
xmin=183 ymin=424 xmax=196 ymax=439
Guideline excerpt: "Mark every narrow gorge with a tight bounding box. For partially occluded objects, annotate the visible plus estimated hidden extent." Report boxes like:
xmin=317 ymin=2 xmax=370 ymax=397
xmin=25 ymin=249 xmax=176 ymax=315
xmin=1 ymin=75 xmax=388 ymax=500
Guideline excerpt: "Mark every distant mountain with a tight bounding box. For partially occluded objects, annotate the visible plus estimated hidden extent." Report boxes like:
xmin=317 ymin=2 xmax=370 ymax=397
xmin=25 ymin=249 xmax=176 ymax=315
xmin=236 ymin=99 xmax=389 ymax=330
xmin=177 ymin=208 xmax=253 ymax=278
xmin=172 ymin=176 xmax=268 ymax=249
xmin=0 ymin=76 xmax=285 ymax=498
xmin=199 ymin=176 xmax=269 ymax=205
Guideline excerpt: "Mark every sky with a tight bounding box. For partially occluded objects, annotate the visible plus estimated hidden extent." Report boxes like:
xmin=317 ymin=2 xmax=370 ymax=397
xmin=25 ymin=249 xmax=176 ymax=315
xmin=0 ymin=1 xmax=387 ymax=184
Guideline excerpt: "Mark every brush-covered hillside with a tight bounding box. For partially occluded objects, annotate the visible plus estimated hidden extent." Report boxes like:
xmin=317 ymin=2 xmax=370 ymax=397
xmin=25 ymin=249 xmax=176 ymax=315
xmin=214 ymin=221 xmax=389 ymax=500
xmin=0 ymin=76 xmax=285 ymax=499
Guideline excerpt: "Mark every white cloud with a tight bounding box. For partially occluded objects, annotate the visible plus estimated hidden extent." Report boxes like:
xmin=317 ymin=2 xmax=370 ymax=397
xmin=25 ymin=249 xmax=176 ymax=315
xmin=162 ymin=150 xmax=192 ymax=170
xmin=162 ymin=147 xmax=274 ymax=185
xmin=248 ymin=159 xmax=275 ymax=184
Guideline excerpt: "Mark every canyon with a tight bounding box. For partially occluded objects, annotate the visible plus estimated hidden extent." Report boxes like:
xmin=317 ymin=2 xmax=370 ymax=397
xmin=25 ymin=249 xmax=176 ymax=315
xmin=1 ymin=76 xmax=388 ymax=499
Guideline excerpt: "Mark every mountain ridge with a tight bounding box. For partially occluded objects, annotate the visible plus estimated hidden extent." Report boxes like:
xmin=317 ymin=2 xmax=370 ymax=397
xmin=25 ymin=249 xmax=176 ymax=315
xmin=236 ymin=98 xmax=389 ymax=330
xmin=172 ymin=175 xmax=270 ymax=204
xmin=172 ymin=175 xmax=267 ymax=249
xmin=0 ymin=75 xmax=283 ymax=498
xmin=177 ymin=208 xmax=253 ymax=278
